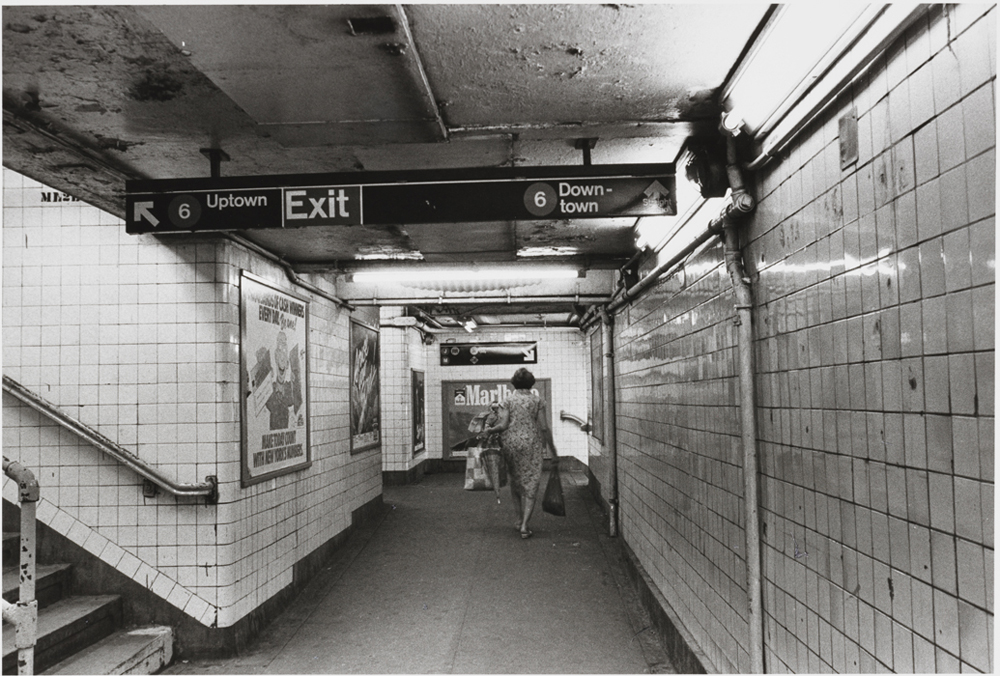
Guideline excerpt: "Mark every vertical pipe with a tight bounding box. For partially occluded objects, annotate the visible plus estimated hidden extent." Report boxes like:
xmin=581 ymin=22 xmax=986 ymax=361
xmin=723 ymin=223 xmax=764 ymax=674
xmin=600 ymin=307 xmax=618 ymax=537
xmin=19 ymin=501 xmax=35 ymax=607
xmin=18 ymin=501 xmax=36 ymax=676
xmin=4 ymin=458 xmax=40 ymax=676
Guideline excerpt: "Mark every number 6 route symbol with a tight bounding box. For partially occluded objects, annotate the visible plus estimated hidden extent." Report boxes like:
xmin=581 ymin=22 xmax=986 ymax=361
xmin=523 ymin=182 xmax=557 ymax=217
xmin=169 ymin=194 xmax=202 ymax=228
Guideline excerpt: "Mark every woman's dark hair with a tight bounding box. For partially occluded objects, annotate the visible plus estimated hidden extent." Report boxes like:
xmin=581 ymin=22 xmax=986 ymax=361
xmin=511 ymin=367 xmax=536 ymax=389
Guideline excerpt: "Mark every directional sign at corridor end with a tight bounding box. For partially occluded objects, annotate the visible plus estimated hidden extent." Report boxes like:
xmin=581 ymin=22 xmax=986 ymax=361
xmin=125 ymin=164 xmax=675 ymax=234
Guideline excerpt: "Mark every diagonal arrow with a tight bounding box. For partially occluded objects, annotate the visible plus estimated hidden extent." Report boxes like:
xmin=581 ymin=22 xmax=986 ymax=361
xmin=521 ymin=347 xmax=535 ymax=361
xmin=134 ymin=201 xmax=159 ymax=227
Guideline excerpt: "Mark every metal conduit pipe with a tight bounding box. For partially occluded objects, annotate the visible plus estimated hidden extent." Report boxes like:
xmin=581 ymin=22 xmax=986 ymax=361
xmin=223 ymin=234 xmax=355 ymax=311
xmin=721 ymin=134 xmax=764 ymax=674
xmin=723 ymin=222 xmax=764 ymax=674
xmin=605 ymin=194 xmax=754 ymax=316
xmin=409 ymin=305 xmax=447 ymax=331
xmin=350 ymin=295 xmax=613 ymax=306
xmin=3 ymin=456 xmax=39 ymax=675
xmin=599 ymin=307 xmax=619 ymax=537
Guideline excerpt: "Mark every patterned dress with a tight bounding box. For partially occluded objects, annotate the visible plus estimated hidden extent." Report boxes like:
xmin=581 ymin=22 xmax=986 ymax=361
xmin=498 ymin=390 xmax=548 ymax=501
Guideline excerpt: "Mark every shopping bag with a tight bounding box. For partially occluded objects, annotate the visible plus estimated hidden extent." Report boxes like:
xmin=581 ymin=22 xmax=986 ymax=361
xmin=541 ymin=463 xmax=565 ymax=516
xmin=464 ymin=446 xmax=494 ymax=491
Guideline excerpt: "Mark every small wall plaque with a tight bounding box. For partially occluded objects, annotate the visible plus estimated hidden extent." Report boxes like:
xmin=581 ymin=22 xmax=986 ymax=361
xmin=839 ymin=108 xmax=859 ymax=170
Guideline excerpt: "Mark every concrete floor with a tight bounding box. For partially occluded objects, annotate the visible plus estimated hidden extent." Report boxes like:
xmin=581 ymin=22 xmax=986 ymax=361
xmin=164 ymin=470 xmax=675 ymax=674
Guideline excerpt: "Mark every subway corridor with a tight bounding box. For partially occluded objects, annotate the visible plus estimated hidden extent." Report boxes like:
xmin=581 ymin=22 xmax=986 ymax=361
xmin=2 ymin=4 xmax=994 ymax=673
xmin=161 ymin=470 xmax=675 ymax=674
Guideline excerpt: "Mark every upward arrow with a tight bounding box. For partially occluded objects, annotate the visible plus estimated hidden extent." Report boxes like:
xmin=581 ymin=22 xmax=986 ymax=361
xmin=644 ymin=180 xmax=669 ymax=198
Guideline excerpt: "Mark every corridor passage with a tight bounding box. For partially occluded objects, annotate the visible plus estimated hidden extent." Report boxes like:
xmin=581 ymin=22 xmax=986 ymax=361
xmin=163 ymin=470 xmax=674 ymax=674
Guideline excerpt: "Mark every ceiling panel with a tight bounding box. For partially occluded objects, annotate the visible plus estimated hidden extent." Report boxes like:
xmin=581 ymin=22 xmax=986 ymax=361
xmin=134 ymin=5 xmax=445 ymax=146
xmin=408 ymin=4 xmax=769 ymax=127
xmin=3 ymin=3 xmax=773 ymax=328
xmin=405 ymin=221 xmax=517 ymax=262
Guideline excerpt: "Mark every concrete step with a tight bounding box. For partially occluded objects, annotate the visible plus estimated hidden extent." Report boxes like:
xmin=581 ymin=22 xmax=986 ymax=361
xmin=3 ymin=563 xmax=73 ymax=607
xmin=2 ymin=594 xmax=122 ymax=675
xmin=43 ymin=626 xmax=173 ymax=675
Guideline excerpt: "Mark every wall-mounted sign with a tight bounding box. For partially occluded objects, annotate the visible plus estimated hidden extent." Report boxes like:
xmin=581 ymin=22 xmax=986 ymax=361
xmin=440 ymin=342 xmax=537 ymax=366
xmin=125 ymin=164 xmax=675 ymax=234
xmin=441 ymin=379 xmax=551 ymax=459
xmin=240 ymin=272 xmax=310 ymax=486
xmin=350 ymin=319 xmax=381 ymax=454
xmin=412 ymin=370 xmax=425 ymax=456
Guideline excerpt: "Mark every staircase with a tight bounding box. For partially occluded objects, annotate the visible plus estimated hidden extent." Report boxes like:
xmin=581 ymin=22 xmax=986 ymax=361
xmin=2 ymin=530 xmax=173 ymax=675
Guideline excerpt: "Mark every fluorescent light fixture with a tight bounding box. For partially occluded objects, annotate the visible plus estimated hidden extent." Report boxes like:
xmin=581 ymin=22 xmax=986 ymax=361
xmin=720 ymin=110 xmax=745 ymax=136
xmin=350 ymin=267 xmax=580 ymax=284
xmin=722 ymin=3 xmax=870 ymax=135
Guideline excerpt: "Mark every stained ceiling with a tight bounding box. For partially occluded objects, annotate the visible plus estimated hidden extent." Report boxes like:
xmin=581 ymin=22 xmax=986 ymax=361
xmin=2 ymin=4 xmax=771 ymax=329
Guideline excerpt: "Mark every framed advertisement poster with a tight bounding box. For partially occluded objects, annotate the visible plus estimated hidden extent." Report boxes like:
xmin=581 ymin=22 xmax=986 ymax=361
xmin=412 ymin=370 xmax=425 ymax=456
xmin=440 ymin=378 xmax=551 ymax=459
xmin=350 ymin=319 xmax=381 ymax=453
xmin=240 ymin=272 xmax=310 ymax=486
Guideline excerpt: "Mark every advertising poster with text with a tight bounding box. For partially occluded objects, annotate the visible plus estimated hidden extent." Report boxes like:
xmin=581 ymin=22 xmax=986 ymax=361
xmin=412 ymin=370 xmax=425 ymax=456
xmin=240 ymin=273 xmax=310 ymax=485
xmin=441 ymin=379 xmax=551 ymax=459
xmin=350 ymin=319 xmax=381 ymax=453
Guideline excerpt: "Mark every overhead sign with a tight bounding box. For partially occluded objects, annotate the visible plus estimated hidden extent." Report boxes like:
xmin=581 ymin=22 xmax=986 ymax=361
xmin=440 ymin=342 xmax=538 ymax=366
xmin=125 ymin=164 xmax=675 ymax=234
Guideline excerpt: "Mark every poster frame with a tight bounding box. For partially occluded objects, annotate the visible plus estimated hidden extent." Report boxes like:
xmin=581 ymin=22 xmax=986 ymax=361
xmin=349 ymin=318 xmax=381 ymax=454
xmin=239 ymin=271 xmax=311 ymax=487
xmin=412 ymin=369 xmax=425 ymax=456
xmin=440 ymin=378 xmax=552 ymax=459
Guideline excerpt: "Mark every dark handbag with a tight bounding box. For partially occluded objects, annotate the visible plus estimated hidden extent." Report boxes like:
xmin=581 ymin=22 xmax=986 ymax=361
xmin=541 ymin=463 xmax=565 ymax=517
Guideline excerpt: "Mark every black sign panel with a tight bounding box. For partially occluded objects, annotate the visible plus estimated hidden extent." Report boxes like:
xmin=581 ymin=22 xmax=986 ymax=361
xmin=440 ymin=342 xmax=538 ymax=366
xmin=129 ymin=189 xmax=283 ymax=234
xmin=125 ymin=164 xmax=675 ymax=234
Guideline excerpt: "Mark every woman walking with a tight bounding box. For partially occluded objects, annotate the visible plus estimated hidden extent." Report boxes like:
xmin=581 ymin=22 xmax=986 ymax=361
xmin=480 ymin=368 xmax=557 ymax=538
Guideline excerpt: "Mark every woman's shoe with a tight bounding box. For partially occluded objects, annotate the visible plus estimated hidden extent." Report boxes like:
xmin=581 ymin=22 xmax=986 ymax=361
xmin=520 ymin=529 xmax=533 ymax=539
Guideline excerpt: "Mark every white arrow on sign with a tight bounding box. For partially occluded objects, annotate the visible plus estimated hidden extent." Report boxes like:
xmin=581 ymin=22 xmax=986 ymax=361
xmin=134 ymin=201 xmax=159 ymax=227
xmin=644 ymin=180 xmax=669 ymax=199
xmin=521 ymin=347 xmax=535 ymax=361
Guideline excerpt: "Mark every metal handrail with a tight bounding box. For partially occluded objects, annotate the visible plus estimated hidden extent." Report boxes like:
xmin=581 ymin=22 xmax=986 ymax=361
xmin=2 ymin=376 xmax=217 ymax=503
xmin=559 ymin=410 xmax=591 ymax=433
xmin=3 ymin=456 xmax=39 ymax=675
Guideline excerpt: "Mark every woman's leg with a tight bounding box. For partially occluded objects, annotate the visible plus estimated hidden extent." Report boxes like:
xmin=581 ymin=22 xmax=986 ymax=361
xmin=510 ymin=484 xmax=523 ymax=527
xmin=520 ymin=494 xmax=535 ymax=536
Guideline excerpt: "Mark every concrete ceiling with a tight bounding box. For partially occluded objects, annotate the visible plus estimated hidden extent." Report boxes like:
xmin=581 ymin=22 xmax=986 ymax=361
xmin=2 ymin=4 xmax=771 ymax=329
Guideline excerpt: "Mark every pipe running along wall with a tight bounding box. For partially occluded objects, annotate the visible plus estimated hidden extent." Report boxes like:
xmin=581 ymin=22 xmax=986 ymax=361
xmin=722 ymin=135 xmax=764 ymax=674
xmin=592 ymin=134 xmax=763 ymax=672
xmin=223 ymin=234 xmax=355 ymax=311
xmin=599 ymin=307 xmax=618 ymax=538
xmin=722 ymin=221 xmax=764 ymax=675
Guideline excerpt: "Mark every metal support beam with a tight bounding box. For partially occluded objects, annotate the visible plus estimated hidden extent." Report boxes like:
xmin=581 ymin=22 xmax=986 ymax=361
xmin=575 ymin=137 xmax=598 ymax=166
xmin=199 ymin=147 xmax=230 ymax=179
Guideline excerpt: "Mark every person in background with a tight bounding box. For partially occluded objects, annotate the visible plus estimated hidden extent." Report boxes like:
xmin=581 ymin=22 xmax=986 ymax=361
xmin=480 ymin=368 xmax=557 ymax=539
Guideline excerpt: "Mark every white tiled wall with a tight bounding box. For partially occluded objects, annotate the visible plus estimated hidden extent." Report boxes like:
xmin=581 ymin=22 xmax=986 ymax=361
xmin=609 ymin=5 xmax=994 ymax=673
xmin=2 ymin=169 xmax=381 ymax=628
xmin=425 ymin=328 xmax=591 ymax=463
xmin=379 ymin=307 xmax=428 ymax=472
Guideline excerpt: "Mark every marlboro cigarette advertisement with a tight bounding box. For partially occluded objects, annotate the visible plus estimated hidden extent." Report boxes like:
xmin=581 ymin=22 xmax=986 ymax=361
xmin=441 ymin=379 xmax=551 ymax=459
xmin=240 ymin=272 xmax=311 ymax=486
